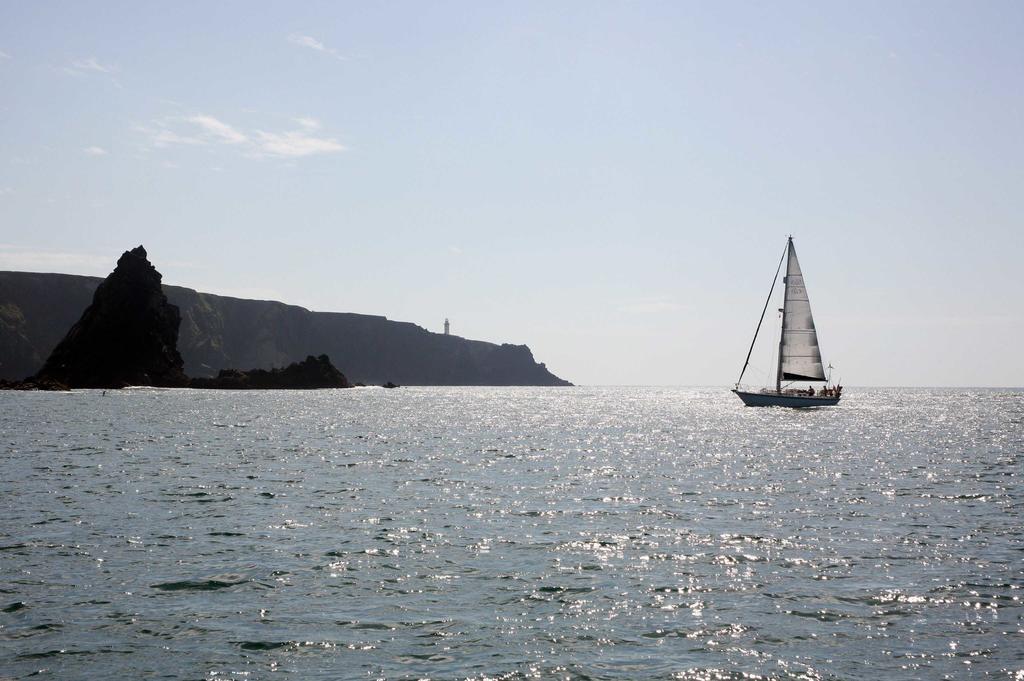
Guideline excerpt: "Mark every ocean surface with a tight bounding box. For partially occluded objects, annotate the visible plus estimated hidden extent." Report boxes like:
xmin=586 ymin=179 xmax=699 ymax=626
xmin=1 ymin=387 xmax=1021 ymax=680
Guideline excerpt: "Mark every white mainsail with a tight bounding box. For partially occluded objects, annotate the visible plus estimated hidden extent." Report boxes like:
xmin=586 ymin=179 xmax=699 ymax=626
xmin=780 ymin=240 xmax=827 ymax=381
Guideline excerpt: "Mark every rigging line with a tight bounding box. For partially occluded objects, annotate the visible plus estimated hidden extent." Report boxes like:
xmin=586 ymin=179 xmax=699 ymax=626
xmin=735 ymin=240 xmax=789 ymax=388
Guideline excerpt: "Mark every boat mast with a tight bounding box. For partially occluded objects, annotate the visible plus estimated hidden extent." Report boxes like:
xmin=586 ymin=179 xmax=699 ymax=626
xmin=776 ymin=236 xmax=793 ymax=393
xmin=735 ymin=239 xmax=789 ymax=388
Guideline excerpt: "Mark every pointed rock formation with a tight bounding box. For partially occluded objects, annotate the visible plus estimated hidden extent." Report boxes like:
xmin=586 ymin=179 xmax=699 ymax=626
xmin=34 ymin=246 xmax=188 ymax=388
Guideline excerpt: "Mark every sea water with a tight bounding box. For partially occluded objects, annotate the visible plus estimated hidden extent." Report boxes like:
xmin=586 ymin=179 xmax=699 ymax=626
xmin=1 ymin=387 xmax=1021 ymax=680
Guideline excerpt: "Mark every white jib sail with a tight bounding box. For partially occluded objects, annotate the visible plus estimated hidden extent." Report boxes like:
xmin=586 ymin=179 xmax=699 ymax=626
xmin=781 ymin=240 xmax=827 ymax=381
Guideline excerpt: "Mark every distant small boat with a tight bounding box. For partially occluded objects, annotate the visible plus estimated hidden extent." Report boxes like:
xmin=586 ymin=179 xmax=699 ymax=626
xmin=733 ymin=237 xmax=842 ymax=407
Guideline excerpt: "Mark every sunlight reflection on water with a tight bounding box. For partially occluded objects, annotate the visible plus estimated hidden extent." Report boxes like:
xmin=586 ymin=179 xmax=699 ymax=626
xmin=1 ymin=387 xmax=1021 ymax=680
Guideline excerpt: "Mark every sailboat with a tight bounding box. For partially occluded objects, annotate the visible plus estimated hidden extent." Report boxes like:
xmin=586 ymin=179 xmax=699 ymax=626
xmin=733 ymin=237 xmax=842 ymax=407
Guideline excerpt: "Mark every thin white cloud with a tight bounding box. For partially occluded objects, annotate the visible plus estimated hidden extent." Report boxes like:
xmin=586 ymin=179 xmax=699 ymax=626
xmin=0 ymin=186 xmax=12 ymax=197
xmin=187 ymin=114 xmax=247 ymax=144
xmin=70 ymin=57 xmax=115 ymax=73
xmin=253 ymin=130 xmax=345 ymax=158
xmin=287 ymin=33 xmax=348 ymax=61
xmin=151 ymin=128 xmax=205 ymax=148
xmin=0 ymin=50 xmax=11 ymax=60
xmin=83 ymin=146 xmax=108 ymax=156
xmin=0 ymin=245 xmax=114 ymax=274
xmin=142 ymin=113 xmax=345 ymax=160
xmin=63 ymin=57 xmax=122 ymax=88
xmin=289 ymin=34 xmax=325 ymax=51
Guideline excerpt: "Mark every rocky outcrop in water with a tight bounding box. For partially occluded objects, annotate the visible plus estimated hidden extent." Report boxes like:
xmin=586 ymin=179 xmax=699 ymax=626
xmin=32 ymin=246 xmax=189 ymax=388
xmin=0 ymin=376 xmax=70 ymax=391
xmin=189 ymin=354 xmax=350 ymax=389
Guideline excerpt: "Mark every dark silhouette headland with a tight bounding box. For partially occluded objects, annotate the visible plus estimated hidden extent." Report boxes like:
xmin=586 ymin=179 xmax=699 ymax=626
xmin=0 ymin=246 xmax=570 ymax=390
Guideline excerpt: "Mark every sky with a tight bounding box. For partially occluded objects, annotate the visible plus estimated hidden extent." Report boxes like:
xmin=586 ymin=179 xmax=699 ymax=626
xmin=0 ymin=1 xmax=1021 ymax=386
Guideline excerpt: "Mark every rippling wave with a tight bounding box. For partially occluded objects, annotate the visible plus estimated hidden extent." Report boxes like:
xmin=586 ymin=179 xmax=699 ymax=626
xmin=1 ymin=387 xmax=1021 ymax=679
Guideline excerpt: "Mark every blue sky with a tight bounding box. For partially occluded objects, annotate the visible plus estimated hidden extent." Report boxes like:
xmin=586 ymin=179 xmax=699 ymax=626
xmin=1 ymin=1 xmax=1021 ymax=386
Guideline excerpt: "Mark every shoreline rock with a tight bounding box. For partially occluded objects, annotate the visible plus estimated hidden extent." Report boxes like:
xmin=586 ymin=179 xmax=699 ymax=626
xmin=1 ymin=248 xmax=353 ymax=392
xmin=31 ymin=246 xmax=189 ymax=389
xmin=0 ymin=377 xmax=70 ymax=391
xmin=189 ymin=354 xmax=350 ymax=389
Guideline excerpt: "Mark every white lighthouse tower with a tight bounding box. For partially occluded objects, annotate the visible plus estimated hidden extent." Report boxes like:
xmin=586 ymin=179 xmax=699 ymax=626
xmin=444 ymin=317 xmax=450 ymax=335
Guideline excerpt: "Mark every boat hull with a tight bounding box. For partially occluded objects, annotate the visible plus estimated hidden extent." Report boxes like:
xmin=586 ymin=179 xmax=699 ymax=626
xmin=733 ymin=389 xmax=840 ymax=408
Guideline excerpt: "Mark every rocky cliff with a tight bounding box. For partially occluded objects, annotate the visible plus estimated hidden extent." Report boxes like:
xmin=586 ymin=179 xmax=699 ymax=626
xmin=32 ymin=247 xmax=189 ymax=388
xmin=0 ymin=271 xmax=571 ymax=386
